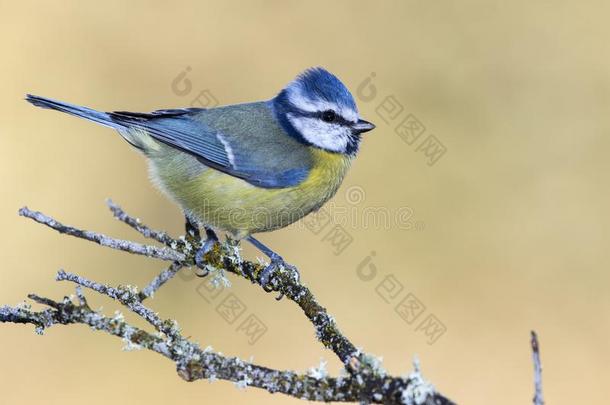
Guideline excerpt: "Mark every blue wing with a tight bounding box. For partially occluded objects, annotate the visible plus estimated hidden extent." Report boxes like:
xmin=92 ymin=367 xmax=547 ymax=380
xmin=109 ymin=102 xmax=313 ymax=188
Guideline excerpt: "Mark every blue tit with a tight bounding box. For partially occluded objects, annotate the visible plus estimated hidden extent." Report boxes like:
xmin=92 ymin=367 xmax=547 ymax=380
xmin=26 ymin=67 xmax=375 ymax=286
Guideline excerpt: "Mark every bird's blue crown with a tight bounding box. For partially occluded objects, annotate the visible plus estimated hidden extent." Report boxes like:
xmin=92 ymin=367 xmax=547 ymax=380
xmin=271 ymin=67 xmax=362 ymax=155
xmin=289 ymin=67 xmax=358 ymax=112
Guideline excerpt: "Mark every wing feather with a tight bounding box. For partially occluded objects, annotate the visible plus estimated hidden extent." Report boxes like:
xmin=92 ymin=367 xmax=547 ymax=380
xmin=109 ymin=103 xmax=312 ymax=188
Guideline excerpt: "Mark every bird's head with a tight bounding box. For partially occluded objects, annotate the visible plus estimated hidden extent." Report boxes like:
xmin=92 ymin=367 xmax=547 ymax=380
xmin=272 ymin=67 xmax=375 ymax=156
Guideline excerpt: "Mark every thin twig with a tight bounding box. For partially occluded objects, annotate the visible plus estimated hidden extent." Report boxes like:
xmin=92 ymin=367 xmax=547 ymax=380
xmin=139 ymin=262 xmax=184 ymax=300
xmin=55 ymin=269 xmax=177 ymax=338
xmin=19 ymin=207 xmax=184 ymax=262
xmin=531 ymin=331 xmax=544 ymax=405
xmin=106 ymin=199 xmax=176 ymax=246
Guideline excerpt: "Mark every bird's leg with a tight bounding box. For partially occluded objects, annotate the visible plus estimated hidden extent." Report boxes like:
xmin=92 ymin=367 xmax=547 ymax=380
xmin=184 ymin=215 xmax=201 ymax=241
xmin=194 ymin=228 xmax=219 ymax=277
xmin=246 ymin=236 xmax=299 ymax=297
xmin=184 ymin=214 xmax=218 ymax=277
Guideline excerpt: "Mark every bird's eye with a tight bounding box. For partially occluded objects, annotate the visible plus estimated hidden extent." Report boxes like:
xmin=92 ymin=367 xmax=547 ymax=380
xmin=321 ymin=110 xmax=336 ymax=123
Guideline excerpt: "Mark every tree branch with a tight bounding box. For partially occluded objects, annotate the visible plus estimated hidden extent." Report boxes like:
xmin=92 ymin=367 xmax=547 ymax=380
xmin=3 ymin=201 xmax=455 ymax=404
xmin=19 ymin=207 xmax=184 ymax=262
xmin=531 ymin=331 xmax=544 ymax=405
xmin=139 ymin=262 xmax=184 ymax=300
xmin=106 ymin=199 xmax=175 ymax=247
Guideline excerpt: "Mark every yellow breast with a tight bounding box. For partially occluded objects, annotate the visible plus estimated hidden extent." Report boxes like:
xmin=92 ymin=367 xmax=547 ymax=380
xmin=151 ymin=148 xmax=352 ymax=238
xmin=298 ymin=148 xmax=352 ymax=205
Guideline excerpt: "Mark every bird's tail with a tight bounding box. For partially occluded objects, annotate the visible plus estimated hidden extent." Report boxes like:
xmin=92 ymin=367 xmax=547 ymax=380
xmin=25 ymin=94 xmax=122 ymax=130
xmin=25 ymin=94 xmax=162 ymax=154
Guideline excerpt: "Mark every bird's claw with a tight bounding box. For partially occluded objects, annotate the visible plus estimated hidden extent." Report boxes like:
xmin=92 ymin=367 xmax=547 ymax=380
xmin=194 ymin=230 xmax=218 ymax=277
xmin=242 ymin=265 xmax=257 ymax=283
xmin=259 ymin=254 xmax=299 ymax=300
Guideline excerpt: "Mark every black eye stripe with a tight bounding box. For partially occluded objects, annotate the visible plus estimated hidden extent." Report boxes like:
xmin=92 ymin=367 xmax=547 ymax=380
xmin=295 ymin=110 xmax=353 ymax=126
xmin=321 ymin=112 xmax=351 ymax=126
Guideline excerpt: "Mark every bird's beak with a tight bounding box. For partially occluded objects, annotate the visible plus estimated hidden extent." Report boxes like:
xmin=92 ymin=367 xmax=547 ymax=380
xmin=352 ymin=119 xmax=376 ymax=134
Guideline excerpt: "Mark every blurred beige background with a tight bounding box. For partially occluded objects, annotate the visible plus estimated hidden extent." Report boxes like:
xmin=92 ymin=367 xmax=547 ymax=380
xmin=1 ymin=1 xmax=609 ymax=404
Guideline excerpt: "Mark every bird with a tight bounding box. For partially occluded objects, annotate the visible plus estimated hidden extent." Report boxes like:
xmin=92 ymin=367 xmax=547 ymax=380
xmin=26 ymin=67 xmax=375 ymax=288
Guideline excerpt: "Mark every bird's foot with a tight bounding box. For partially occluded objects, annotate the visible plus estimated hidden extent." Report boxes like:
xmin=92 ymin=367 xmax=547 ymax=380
xmin=259 ymin=253 xmax=300 ymax=300
xmin=194 ymin=228 xmax=219 ymax=277
xmin=245 ymin=236 xmax=300 ymax=299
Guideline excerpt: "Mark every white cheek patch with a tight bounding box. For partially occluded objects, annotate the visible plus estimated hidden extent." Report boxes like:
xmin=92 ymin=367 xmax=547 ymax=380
xmin=287 ymin=114 xmax=349 ymax=153
xmin=287 ymin=86 xmax=358 ymax=123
